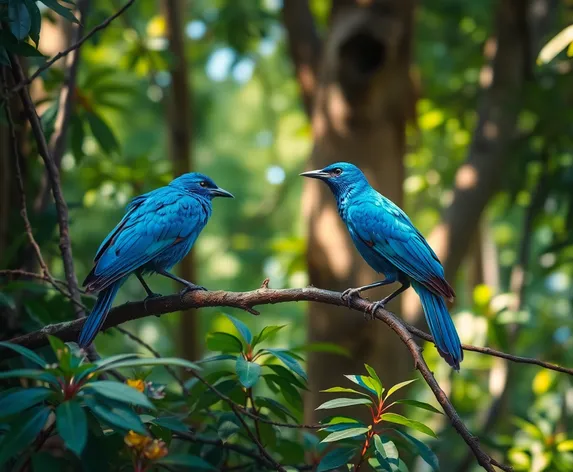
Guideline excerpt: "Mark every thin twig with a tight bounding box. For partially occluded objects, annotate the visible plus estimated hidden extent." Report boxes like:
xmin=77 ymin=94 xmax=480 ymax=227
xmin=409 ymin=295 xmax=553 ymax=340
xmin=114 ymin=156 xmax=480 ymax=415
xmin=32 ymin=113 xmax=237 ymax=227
xmin=9 ymin=53 xmax=84 ymax=321
xmin=0 ymin=269 xmax=69 ymax=288
xmin=7 ymin=0 xmax=137 ymax=97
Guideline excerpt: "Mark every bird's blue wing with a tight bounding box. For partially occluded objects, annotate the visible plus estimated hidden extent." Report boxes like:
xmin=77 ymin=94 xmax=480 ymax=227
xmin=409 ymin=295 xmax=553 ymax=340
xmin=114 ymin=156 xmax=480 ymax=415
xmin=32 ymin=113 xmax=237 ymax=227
xmin=348 ymin=194 xmax=455 ymax=300
xmin=84 ymin=188 xmax=208 ymax=292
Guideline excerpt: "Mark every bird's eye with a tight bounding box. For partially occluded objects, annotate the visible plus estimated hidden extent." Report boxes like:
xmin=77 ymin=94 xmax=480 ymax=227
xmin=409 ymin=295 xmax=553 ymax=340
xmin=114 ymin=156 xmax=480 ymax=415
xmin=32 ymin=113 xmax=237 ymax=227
xmin=200 ymin=181 xmax=207 ymax=187
xmin=332 ymin=168 xmax=343 ymax=176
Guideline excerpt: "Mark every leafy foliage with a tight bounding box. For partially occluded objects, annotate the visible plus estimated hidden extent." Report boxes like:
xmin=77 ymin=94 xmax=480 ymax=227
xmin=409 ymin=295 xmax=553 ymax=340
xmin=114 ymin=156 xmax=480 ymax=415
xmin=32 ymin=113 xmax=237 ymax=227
xmin=0 ymin=331 xmax=443 ymax=471
xmin=315 ymin=365 xmax=440 ymax=472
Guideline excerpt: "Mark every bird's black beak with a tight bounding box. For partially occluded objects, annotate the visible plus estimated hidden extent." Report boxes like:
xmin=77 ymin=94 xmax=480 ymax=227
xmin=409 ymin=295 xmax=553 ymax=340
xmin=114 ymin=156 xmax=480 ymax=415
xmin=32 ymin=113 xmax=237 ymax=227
xmin=299 ymin=169 xmax=330 ymax=180
xmin=210 ymin=187 xmax=234 ymax=198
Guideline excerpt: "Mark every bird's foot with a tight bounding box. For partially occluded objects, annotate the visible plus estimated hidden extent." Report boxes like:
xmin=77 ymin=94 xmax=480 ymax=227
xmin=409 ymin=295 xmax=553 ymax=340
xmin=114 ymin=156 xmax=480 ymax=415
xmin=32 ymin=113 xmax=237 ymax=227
xmin=341 ymin=287 xmax=363 ymax=307
xmin=366 ymin=300 xmax=386 ymax=320
xmin=144 ymin=293 xmax=163 ymax=317
xmin=179 ymin=284 xmax=207 ymax=301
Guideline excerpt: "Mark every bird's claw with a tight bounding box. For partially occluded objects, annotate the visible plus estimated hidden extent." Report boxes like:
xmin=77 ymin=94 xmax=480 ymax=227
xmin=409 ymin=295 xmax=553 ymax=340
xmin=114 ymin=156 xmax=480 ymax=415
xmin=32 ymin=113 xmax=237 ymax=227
xmin=143 ymin=293 xmax=163 ymax=317
xmin=366 ymin=300 xmax=385 ymax=320
xmin=341 ymin=287 xmax=362 ymax=307
xmin=179 ymin=284 xmax=207 ymax=300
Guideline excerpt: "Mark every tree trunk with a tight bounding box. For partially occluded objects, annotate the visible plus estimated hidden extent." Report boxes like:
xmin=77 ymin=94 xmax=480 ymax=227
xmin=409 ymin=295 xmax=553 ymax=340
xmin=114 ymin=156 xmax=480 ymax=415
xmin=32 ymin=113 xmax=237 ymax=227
xmin=297 ymin=0 xmax=416 ymax=420
xmin=163 ymin=0 xmax=198 ymax=361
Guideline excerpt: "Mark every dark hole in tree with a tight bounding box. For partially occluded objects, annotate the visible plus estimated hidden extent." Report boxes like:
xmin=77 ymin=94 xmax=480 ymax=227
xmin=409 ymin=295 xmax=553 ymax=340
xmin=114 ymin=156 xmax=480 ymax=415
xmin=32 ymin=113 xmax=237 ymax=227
xmin=339 ymin=32 xmax=386 ymax=75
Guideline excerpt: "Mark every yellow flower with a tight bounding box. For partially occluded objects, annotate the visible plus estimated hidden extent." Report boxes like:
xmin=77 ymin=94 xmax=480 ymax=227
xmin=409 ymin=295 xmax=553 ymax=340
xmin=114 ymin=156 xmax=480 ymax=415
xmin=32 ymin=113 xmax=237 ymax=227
xmin=124 ymin=430 xmax=152 ymax=450
xmin=143 ymin=439 xmax=168 ymax=460
xmin=126 ymin=378 xmax=146 ymax=393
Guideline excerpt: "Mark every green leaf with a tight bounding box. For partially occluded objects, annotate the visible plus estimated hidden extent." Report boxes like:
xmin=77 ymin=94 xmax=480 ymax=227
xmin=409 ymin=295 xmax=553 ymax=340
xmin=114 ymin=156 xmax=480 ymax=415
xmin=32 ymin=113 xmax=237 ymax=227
xmin=321 ymin=427 xmax=369 ymax=443
xmin=84 ymin=397 xmax=147 ymax=434
xmin=256 ymin=396 xmax=299 ymax=423
xmin=236 ymin=357 xmax=261 ymax=388
xmin=56 ymin=401 xmax=87 ymax=456
xmin=380 ymin=413 xmax=437 ymax=438
xmin=321 ymin=386 xmax=371 ymax=398
xmin=158 ymin=454 xmax=217 ymax=470
xmin=0 ymin=341 xmax=47 ymax=367
xmin=264 ymin=375 xmax=303 ymax=412
xmin=374 ymin=435 xmax=399 ymax=471
xmin=384 ymin=380 xmax=416 ymax=401
xmin=252 ymin=325 xmax=286 ymax=347
xmin=39 ymin=0 xmax=78 ymax=23
xmin=23 ymin=0 xmax=41 ymax=46
xmin=70 ymin=113 xmax=85 ymax=160
xmin=317 ymin=448 xmax=357 ymax=472
xmin=206 ymin=332 xmax=243 ymax=353
xmin=316 ymin=398 xmax=372 ymax=410
xmin=345 ymin=375 xmax=378 ymax=396
xmin=320 ymin=415 xmax=361 ymax=426
xmin=218 ymin=420 xmax=240 ymax=442
xmin=364 ymin=364 xmax=384 ymax=397
xmin=320 ymin=421 xmax=367 ymax=433
xmin=152 ymin=416 xmax=189 ymax=434
xmin=85 ymin=111 xmax=119 ymax=155
xmin=225 ymin=314 xmax=252 ymax=344
xmin=0 ymin=406 xmax=51 ymax=468
xmin=393 ymin=429 xmax=439 ymax=471
xmin=0 ymin=369 xmax=53 ymax=382
xmin=92 ymin=353 xmax=140 ymax=369
xmin=0 ymin=388 xmax=52 ymax=418
xmin=47 ymin=335 xmax=71 ymax=368
xmin=82 ymin=381 xmax=155 ymax=410
xmin=390 ymin=399 xmax=442 ymax=415
xmin=8 ymin=0 xmax=31 ymax=40
xmin=96 ymin=357 xmax=200 ymax=373
xmin=265 ymin=349 xmax=307 ymax=381
xmin=265 ymin=364 xmax=307 ymax=390
xmin=0 ymin=30 xmax=43 ymax=57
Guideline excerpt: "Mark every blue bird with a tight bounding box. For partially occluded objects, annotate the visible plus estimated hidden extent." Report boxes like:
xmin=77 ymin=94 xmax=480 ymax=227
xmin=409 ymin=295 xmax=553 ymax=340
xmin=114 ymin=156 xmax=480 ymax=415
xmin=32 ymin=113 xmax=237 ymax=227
xmin=301 ymin=162 xmax=463 ymax=369
xmin=78 ymin=173 xmax=233 ymax=348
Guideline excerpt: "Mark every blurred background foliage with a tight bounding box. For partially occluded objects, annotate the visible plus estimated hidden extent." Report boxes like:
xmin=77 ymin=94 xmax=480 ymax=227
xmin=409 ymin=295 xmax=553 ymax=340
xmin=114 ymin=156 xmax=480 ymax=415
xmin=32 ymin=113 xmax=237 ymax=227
xmin=2 ymin=0 xmax=573 ymax=470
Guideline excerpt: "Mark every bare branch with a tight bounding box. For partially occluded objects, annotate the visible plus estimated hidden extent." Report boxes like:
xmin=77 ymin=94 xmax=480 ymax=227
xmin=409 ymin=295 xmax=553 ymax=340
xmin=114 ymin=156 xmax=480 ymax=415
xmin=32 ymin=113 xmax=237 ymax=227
xmin=9 ymin=54 xmax=85 ymax=320
xmin=7 ymin=0 xmax=136 ymax=97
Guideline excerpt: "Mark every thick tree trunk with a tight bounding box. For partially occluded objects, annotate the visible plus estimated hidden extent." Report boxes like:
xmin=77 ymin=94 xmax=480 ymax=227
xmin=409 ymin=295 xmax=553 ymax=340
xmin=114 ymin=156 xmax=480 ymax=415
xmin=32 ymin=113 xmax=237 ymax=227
xmin=163 ymin=0 xmax=198 ymax=361
xmin=298 ymin=0 xmax=416 ymax=420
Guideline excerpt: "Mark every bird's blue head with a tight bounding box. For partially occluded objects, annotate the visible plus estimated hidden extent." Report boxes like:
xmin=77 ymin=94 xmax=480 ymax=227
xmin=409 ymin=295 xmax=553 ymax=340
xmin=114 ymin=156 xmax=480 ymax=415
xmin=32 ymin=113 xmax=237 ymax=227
xmin=169 ymin=173 xmax=234 ymax=200
xmin=300 ymin=162 xmax=369 ymax=198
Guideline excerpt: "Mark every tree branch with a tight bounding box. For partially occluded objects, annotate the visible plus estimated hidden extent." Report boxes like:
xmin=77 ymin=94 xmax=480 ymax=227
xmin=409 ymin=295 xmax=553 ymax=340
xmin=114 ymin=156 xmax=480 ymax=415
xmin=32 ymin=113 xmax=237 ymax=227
xmin=0 ymin=68 xmax=72 ymax=305
xmin=9 ymin=54 xmax=85 ymax=321
xmin=6 ymin=285 xmax=570 ymax=469
xmin=7 ymin=0 xmax=136 ymax=97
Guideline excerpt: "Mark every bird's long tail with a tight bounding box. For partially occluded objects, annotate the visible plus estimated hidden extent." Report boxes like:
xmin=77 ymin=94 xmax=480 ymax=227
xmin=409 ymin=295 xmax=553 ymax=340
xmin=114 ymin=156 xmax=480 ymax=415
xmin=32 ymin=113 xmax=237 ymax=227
xmin=78 ymin=281 xmax=121 ymax=348
xmin=412 ymin=281 xmax=463 ymax=370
